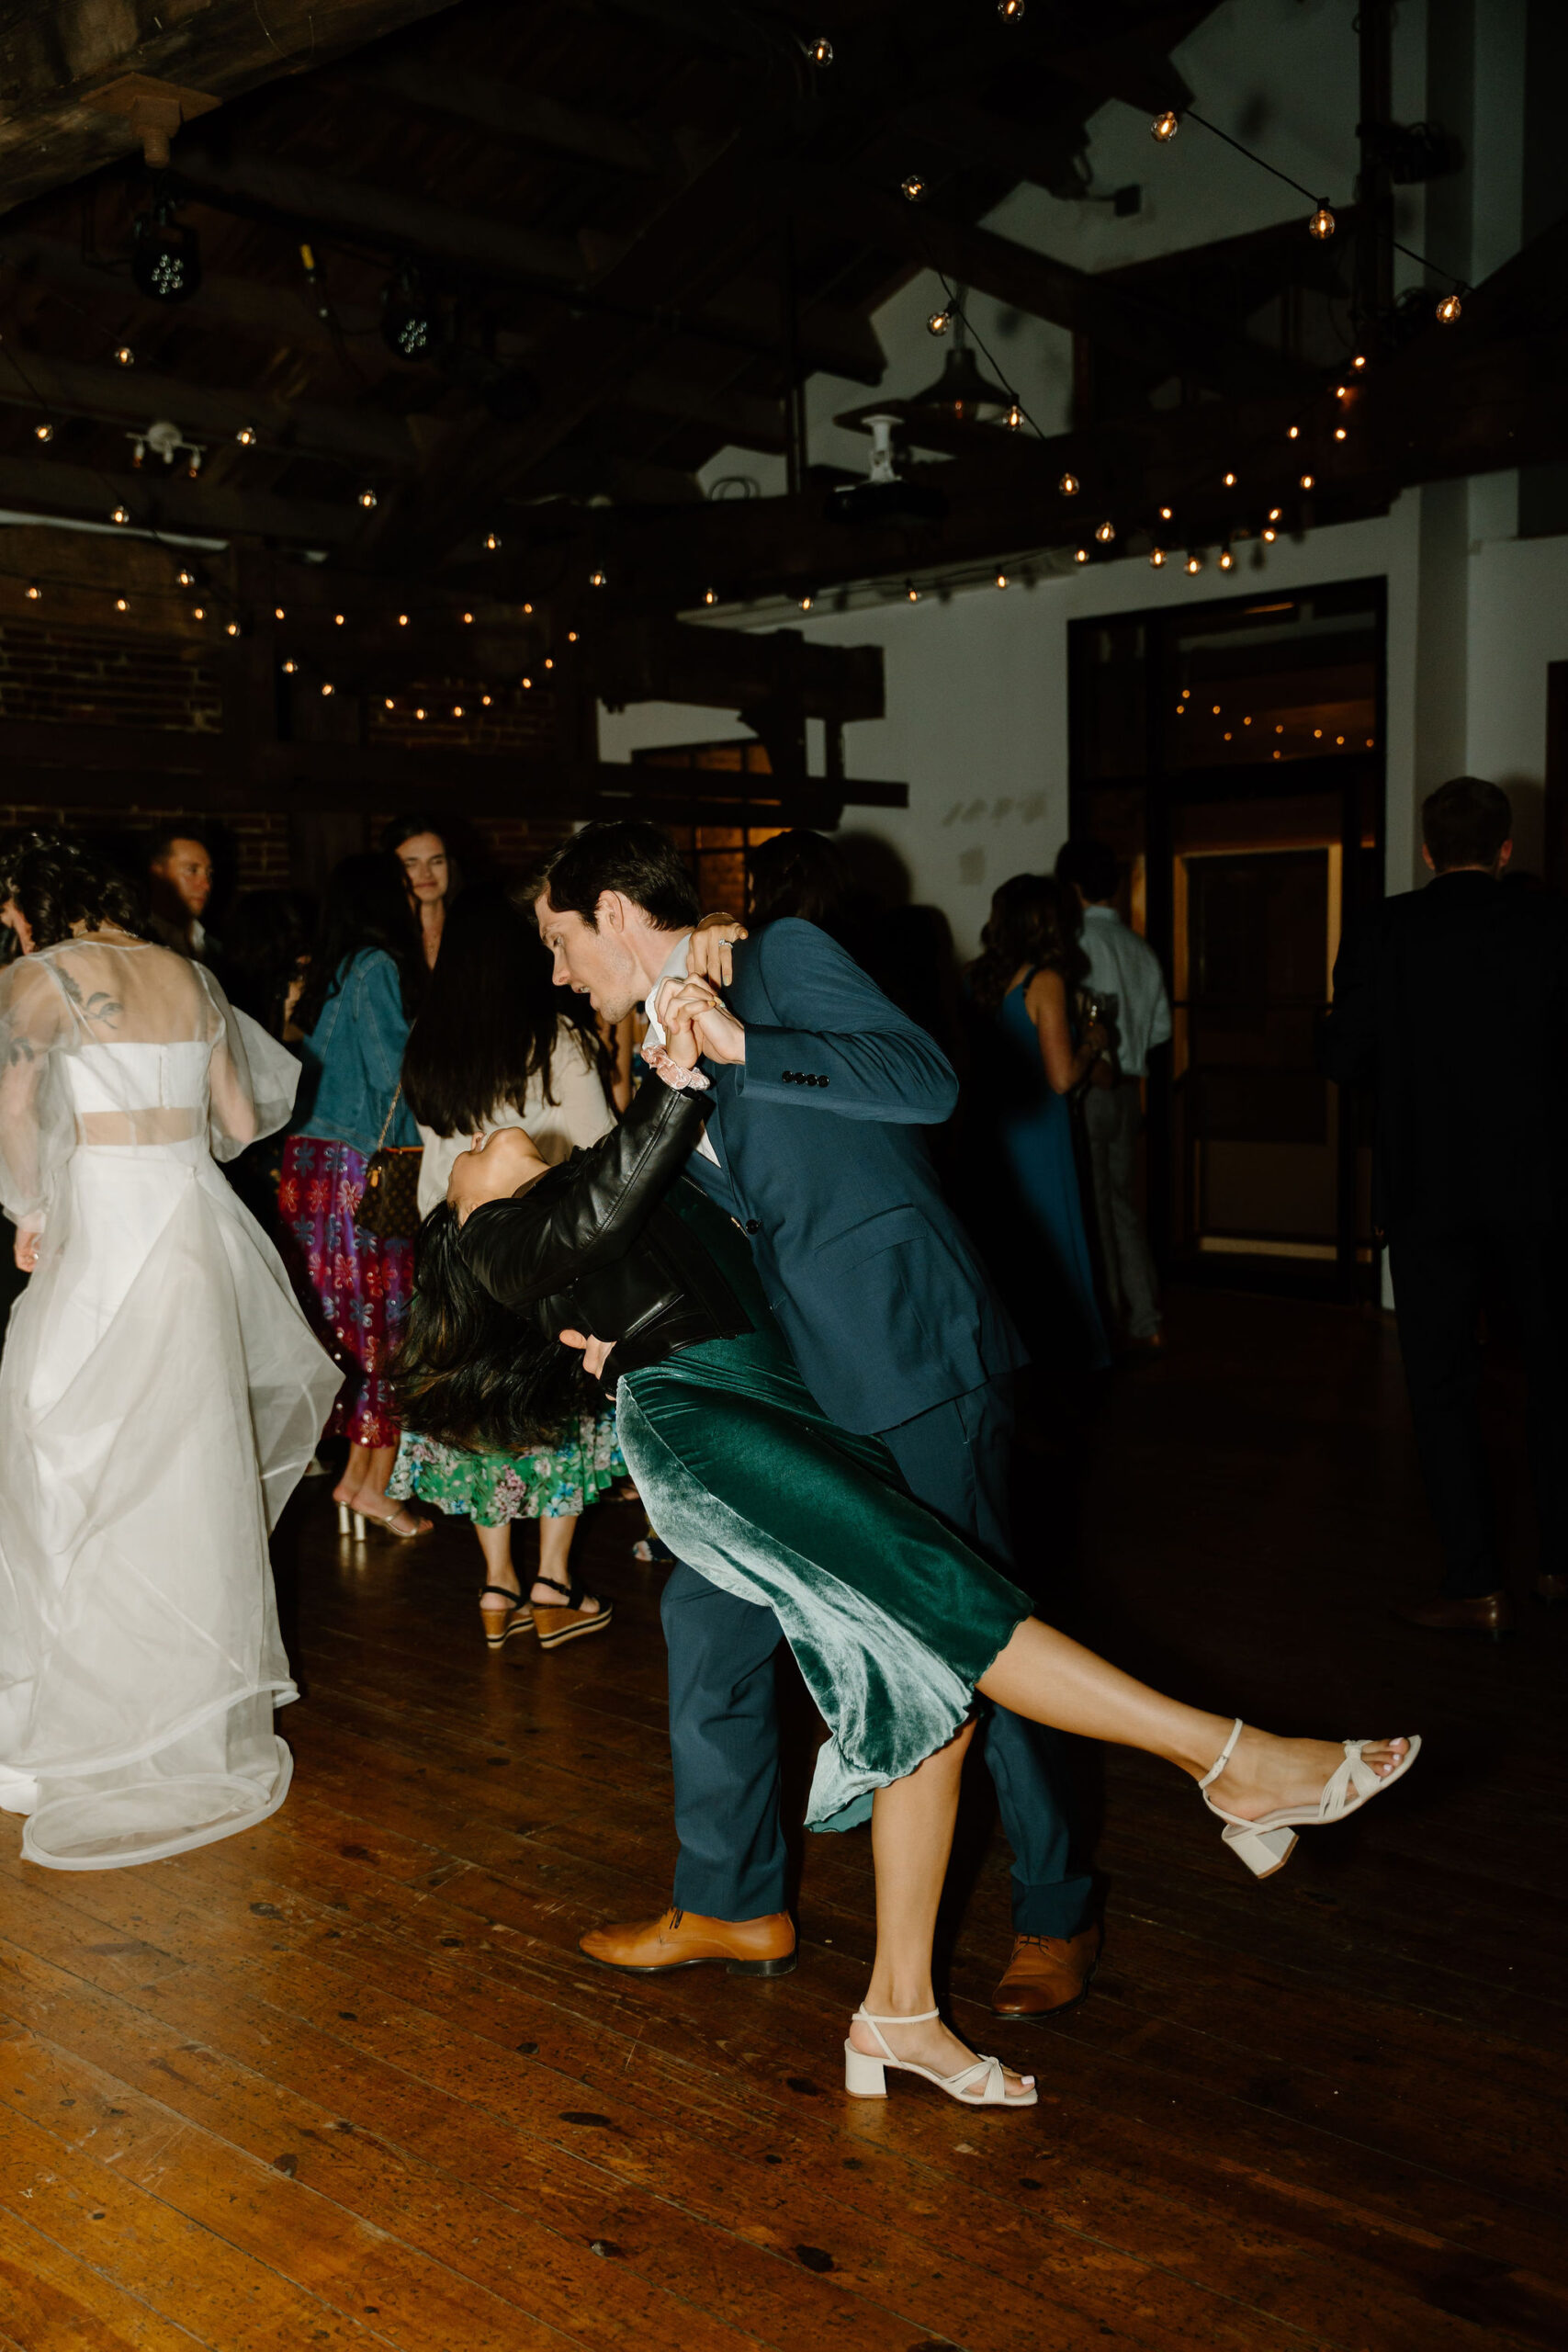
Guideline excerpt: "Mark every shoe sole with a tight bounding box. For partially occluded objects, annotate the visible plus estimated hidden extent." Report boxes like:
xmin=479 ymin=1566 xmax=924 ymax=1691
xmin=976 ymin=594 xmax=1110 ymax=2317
xmin=581 ymin=1946 xmax=797 ymax=1978
xmin=536 ymin=1607 xmax=614 ymax=1651
xmin=989 ymin=1954 xmax=1100 ymax=2020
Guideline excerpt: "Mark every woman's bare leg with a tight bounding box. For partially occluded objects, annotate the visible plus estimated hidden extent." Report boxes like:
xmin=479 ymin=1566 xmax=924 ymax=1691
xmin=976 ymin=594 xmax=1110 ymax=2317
xmin=848 ymin=1723 xmax=1032 ymax=2098
xmin=475 ymin=1522 xmax=521 ymax=1633
xmin=977 ymin=1620 xmax=1410 ymax=1816
xmin=530 ymin=1513 xmax=604 ymax=1616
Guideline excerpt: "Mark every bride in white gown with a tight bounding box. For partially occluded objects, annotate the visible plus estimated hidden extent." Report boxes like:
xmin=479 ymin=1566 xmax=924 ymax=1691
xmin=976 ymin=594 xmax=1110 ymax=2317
xmin=0 ymin=835 xmax=342 ymax=1870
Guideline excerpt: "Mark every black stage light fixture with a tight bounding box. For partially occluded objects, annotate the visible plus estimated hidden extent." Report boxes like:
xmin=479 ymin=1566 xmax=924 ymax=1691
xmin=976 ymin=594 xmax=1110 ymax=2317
xmin=381 ymin=263 xmax=437 ymax=363
xmin=131 ymin=200 xmax=201 ymax=302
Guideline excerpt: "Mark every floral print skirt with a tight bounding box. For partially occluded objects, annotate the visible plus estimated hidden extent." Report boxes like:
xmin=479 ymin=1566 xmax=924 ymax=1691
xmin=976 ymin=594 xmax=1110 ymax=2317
xmin=388 ymin=1410 xmax=625 ymax=1526
xmin=277 ymin=1136 xmax=412 ymax=1449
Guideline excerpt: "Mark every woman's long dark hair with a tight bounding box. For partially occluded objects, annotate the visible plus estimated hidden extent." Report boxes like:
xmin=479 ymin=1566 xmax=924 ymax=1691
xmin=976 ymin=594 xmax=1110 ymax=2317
xmin=746 ymin=829 xmax=851 ymax=932
xmin=218 ymin=888 xmax=315 ymax=1038
xmin=966 ymin=873 xmax=1086 ymax=1012
xmin=295 ymin=852 xmax=424 ymax=1035
xmin=392 ymin=1201 xmax=587 ymax=1448
xmin=400 ymin=883 xmax=611 ymax=1136
xmin=0 ymin=831 xmax=143 ymax=948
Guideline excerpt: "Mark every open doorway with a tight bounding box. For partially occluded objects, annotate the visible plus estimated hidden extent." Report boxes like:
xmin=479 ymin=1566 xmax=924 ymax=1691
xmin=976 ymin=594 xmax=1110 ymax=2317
xmin=1069 ymin=580 xmax=1384 ymax=1297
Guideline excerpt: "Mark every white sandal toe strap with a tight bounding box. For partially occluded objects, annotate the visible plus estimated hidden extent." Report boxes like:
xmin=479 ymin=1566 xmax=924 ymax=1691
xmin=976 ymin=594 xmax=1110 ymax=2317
xmin=960 ymin=2053 xmax=1014 ymax=2104
xmin=1318 ymin=1739 xmax=1383 ymax=1818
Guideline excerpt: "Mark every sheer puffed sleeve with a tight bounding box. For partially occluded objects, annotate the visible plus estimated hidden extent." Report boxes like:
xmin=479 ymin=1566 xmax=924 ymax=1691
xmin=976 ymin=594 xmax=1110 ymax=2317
xmin=0 ymin=956 xmax=70 ymax=1226
xmin=194 ymin=964 xmax=303 ymax=1160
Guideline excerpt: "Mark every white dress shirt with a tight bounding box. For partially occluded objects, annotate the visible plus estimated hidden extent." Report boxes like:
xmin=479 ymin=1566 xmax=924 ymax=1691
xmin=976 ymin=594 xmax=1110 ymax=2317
xmin=415 ymin=1022 xmax=615 ymax=1217
xmin=1079 ymin=904 xmax=1172 ymax=1079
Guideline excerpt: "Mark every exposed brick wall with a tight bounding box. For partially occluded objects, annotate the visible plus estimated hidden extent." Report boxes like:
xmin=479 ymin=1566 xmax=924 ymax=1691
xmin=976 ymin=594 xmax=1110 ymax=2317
xmin=369 ymin=680 xmax=558 ymax=755
xmin=0 ymin=804 xmax=291 ymax=894
xmin=0 ymin=620 xmax=221 ymax=732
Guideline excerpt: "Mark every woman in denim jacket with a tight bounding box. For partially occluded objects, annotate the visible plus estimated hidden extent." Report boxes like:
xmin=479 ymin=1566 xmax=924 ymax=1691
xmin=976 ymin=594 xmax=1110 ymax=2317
xmin=280 ymin=854 xmax=428 ymax=1539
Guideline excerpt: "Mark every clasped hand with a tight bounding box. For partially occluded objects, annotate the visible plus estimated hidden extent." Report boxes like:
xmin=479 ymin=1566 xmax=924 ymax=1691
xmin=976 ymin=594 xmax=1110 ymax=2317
xmin=653 ymin=977 xmax=746 ymax=1067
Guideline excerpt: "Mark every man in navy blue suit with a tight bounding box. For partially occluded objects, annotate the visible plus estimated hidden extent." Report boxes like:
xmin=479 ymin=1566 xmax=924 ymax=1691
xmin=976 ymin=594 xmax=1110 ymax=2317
xmin=534 ymin=821 xmax=1099 ymax=2017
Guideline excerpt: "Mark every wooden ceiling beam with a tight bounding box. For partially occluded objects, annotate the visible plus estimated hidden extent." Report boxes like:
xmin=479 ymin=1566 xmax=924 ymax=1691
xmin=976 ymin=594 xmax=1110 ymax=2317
xmin=618 ymin=366 xmax=788 ymax=454
xmin=804 ymin=174 xmax=1314 ymax=401
xmin=172 ymin=146 xmax=585 ymax=283
xmin=0 ymin=347 xmax=417 ymax=473
xmin=0 ymin=451 xmax=360 ymax=545
xmin=0 ymin=0 xmax=465 ymax=220
xmin=345 ymin=55 xmax=679 ymax=177
xmin=0 ymin=231 xmax=353 ymax=362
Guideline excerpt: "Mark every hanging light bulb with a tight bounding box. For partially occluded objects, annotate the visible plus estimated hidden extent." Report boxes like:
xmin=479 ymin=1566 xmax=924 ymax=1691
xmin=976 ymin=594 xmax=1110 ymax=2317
xmin=1058 ymin=471 xmax=1079 ymax=496
xmin=1003 ymin=401 xmax=1024 ymax=431
xmin=906 ymin=584 xmax=919 ymax=602
xmin=1185 ymin=554 xmax=1203 ymax=574
xmin=567 ymin=630 xmax=579 ymax=643
xmin=186 ymin=450 xmax=202 ymax=479
xmin=808 ymin=34 xmax=832 ymax=64
xmin=113 ymin=344 xmax=134 ymax=367
xmin=1149 ymin=547 xmax=1167 ymax=568
xmin=397 ymin=612 xmax=410 ymax=627
xmin=453 ymin=704 xmax=465 ymax=718
xmin=416 ymin=706 xmax=427 ymax=719
xmin=1218 ymin=548 xmax=1235 ymax=571
xmin=590 ymin=567 xmax=607 ymax=588
xmin=521 ymin=677 xmax=532 ymax=691
xmin=115 ymin=595 xmax=129 ymax=612
xmin=333 ymin=612 xmax=345 ymax=626
xmin=998 ymin=0 xmax=1025 ymax=17
xmin=1300 ymin=471 xmax=1314 ymax=489
xmin=235 ymin=424 xmax=258 ymax=447
xmin=321 ymin=681 xmax=334 ymax=696
xmin=1308 ymin=203 xmax=1336 ymax=241
xmin=522 ymin=602 xmax=533 ymax=615
xmin=901 ymin=172 xmax=927 ymax=203
xmin=225 ymin=620 xmax=240 ymax=637
xmin=996 ymin=571 xmax=1009 ymax=589
xmin=927 ymin=308 xmax=952 ymax=336
xmin=799 ymin=593 xmax=814 ymax=611
xmin=34 ymin=421 xmax=52 ymax=443
xmin=25 ymin=580 xmax=39 ymax=600
xmin=1095 ymin=520 xmax=1115 ymax=543
xmin=385 ymin=697 xmax=396 ymax=711
xmin=1437 ymin=290 xmax=1462 ymax=323
xmin=358 ymin=488 xmax=378 ymax=509
xmin=1262 ymin=526 xmax=1278 ymax=543
xmin=281 ymin=659 xmax=298 ymax=674
xmin=544 ymin=657 xmax=554 ymax=670
xmin=481 ymin=693 xmax=492 ymax=707
xmin=178 ymin=568 xmax=195 ymax=588
xmin=1351 ymin=353 xmax=1368 ymax=370
xmin=1288 ymin=424 xmax=1300 ymax=440
xmin=483 ymin=529 xmax=501 ymax=550
xmin=1334 ymin=425 xmax=1348 ymax=441
xmin=462 ymin=610 xmax=474 ymax=624
xmin=1151 ymin=111 xmax=1179 ymax=141
xmin=1158 ymin=505 xmax=1173 ymax=522
xmin=192 ymin=605 xmax=205 ymax=619
xmin=110 ymin=503 xmax=130 ymax=525
xmin=1074 ymin=547 xmax=1089 ymax=564
xmin=704 ymin=587 xmax=717 ymax=605
xmin=1223 ymin=470 xmax=1236 ymax=488
xmin=1268 ymin=506 xmax=1283 ymax=522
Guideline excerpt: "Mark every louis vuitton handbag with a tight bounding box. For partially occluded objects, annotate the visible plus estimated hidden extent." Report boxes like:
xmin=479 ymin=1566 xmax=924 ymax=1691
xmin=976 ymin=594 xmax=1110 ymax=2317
xmin=353 ymin=1084 xmax=423 ymax=1240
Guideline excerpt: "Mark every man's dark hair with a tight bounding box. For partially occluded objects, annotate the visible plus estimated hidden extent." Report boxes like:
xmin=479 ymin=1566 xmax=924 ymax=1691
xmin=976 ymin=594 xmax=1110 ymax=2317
xmin=147 ymin=823 xmax=211 ymax=865
xmin=536 ymin=820 xmax=700 ymax=932
xmin=1422 ymin=776 xmax=1512 ymax=873
xmin=1055 ymin=837 xmax=1121 ymax=904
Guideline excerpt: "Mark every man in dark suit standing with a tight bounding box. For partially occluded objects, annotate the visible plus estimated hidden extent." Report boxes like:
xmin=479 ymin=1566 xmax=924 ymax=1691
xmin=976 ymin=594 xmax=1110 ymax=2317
xmin=1322 ymin=776 xmax=1568 ymax=1634
xmin=534 ymin=820 xmax=1100 ymax=2018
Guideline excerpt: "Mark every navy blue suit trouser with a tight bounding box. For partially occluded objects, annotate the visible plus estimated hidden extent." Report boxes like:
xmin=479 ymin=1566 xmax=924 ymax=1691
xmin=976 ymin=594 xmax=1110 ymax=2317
xmin=660 ymin=1371 xmax=1094 ymax=1937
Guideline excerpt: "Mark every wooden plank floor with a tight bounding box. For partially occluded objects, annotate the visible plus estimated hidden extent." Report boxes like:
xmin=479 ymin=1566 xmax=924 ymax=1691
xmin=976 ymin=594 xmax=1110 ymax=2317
xmin=4 ymin=1287 xmax=1567 ymax=2352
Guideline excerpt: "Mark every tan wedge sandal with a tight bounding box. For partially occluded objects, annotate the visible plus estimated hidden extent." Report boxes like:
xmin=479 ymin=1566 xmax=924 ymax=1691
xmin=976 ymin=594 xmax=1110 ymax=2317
xmin=1200 ymin=1718 xmax=1422 ymax=1877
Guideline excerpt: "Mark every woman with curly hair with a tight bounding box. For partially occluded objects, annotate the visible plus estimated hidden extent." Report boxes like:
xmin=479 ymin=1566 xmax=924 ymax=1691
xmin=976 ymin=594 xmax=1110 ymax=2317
xmin=0 ymin=832 xmax=339 ymax=1871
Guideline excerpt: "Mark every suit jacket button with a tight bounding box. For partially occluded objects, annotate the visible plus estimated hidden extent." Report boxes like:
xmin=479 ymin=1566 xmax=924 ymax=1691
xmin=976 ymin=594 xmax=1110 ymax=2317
xmin=783 ymin=1069 xmax=795 ymax=1082
xmin=818 ymin=1075 xmax=829 ymax=1087
xmin=745 ymin=1218 xmax=761 ymax=1234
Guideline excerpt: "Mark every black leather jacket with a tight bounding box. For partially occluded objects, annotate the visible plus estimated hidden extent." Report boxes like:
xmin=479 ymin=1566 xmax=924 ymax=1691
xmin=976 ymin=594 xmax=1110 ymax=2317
xmin=457 ymin=1077 xmax=753 ymax=1385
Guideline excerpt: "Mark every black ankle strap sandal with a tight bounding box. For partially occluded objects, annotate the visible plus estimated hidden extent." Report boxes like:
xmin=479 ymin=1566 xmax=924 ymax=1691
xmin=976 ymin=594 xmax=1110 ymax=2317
xmin=531 ymin=1570 xmax=614 ymax=1650
xmin=479 ymin=1585 xmax=532 ymax=1651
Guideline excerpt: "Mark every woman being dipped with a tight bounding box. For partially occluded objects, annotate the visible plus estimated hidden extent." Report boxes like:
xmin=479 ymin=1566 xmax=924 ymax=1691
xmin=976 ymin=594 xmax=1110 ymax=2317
xmin=400 ymin=978 xmax=1420 ymax=2111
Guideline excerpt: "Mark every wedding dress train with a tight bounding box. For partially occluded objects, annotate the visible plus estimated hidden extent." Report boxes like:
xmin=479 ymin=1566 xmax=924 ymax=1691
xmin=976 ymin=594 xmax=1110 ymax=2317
xmin=0 ymin=936 xmax=341 ymax=1869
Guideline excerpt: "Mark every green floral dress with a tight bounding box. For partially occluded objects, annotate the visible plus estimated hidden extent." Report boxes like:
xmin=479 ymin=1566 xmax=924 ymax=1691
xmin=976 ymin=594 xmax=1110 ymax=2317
xmin=387 ymin=1408 xmax=624 ymax=1527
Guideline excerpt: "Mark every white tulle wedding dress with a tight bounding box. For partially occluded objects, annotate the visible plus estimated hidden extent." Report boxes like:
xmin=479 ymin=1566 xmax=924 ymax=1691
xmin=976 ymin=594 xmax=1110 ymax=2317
xmin=0 ymin=932 xmax=341 ymax=1870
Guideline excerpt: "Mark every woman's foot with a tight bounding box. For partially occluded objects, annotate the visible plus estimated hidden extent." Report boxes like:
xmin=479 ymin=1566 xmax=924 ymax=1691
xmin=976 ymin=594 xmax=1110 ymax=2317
xmin=529 ymin=1573 xmax=613 ymax=1650
xmin=848 ymin=2010 xmax=1034 ymax=2102
xmin=1207 ymin=1729 xmax=1411 ymax=1822
xmin=355 ymin=1497 xmax=431 ymax=1539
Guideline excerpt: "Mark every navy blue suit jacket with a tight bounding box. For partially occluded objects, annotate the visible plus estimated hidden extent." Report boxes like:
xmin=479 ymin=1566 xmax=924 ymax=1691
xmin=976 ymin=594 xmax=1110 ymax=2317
xmin=682 ymin=918 xmax=1026 ymax=1434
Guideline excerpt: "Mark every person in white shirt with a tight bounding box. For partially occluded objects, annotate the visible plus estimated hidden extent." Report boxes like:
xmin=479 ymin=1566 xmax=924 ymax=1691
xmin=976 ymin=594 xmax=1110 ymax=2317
xmin=1056 ymin=838 xmax=1172 ymax=1347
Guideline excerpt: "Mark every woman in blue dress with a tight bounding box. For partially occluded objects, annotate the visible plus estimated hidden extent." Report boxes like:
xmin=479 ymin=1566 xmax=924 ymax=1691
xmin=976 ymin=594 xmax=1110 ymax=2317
xmin=967 ymin=873 xmax=1111 ymax=1369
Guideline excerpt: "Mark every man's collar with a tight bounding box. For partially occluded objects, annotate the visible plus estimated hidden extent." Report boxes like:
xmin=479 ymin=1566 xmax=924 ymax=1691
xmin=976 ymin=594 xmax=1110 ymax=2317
xmin=642 ymin=930 xmax=693 ymax=1045
xmin=1083 ymin=903 xmax=1120 ymax=922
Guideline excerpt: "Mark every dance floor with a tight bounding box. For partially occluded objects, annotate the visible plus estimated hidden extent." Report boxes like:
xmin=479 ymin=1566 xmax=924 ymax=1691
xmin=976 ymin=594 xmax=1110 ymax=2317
xmin=3 ymin=1287 xmax=1565 ymax=2352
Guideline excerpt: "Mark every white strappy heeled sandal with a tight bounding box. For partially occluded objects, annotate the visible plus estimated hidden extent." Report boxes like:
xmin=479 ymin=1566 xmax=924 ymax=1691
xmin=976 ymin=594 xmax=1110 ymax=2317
xmin=843 ymin=2007 xmax=1038 ymax=2108
xmin=1200 ymin=1718 xmax=1422 ymax=1877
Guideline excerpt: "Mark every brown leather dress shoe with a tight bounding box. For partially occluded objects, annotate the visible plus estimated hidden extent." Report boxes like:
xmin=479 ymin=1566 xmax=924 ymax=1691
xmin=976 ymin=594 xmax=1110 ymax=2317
xmin=580 ymin=1905 xmax=796 ymax=1977
xmin=1396 ymin=1589 xmax=1516 ymax=1638
xmin=991 ymin=1922 xmax=1101 ymax=2017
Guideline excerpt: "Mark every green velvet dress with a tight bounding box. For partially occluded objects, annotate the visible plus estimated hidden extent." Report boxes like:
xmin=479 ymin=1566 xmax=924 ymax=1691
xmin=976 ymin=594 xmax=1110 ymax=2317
xmin=615 ymin=1187 xmax=1033 ymax=1835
